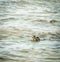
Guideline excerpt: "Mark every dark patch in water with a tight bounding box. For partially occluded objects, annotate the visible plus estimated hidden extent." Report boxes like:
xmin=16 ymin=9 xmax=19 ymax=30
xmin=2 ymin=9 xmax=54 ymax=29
xmin=20 ymin=50 xmax=29 ymax=53
xmin=45 ymin=58 xmax=60 ymax=60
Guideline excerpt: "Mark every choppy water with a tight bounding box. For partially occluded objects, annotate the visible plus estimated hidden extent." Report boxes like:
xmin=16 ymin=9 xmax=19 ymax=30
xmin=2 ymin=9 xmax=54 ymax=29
xmin=0 ymin=0 xmax=60 ymax=62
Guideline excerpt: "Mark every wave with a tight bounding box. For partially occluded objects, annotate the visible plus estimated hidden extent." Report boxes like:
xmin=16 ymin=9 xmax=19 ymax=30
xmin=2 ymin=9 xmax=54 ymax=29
xmin=0 ymin=27 xmax=60 ymax=41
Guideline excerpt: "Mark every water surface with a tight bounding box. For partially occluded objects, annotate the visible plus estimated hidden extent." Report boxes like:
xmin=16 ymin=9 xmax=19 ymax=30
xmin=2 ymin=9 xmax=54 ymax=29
xmin=0 ymin=0 xmax=60 ymax=62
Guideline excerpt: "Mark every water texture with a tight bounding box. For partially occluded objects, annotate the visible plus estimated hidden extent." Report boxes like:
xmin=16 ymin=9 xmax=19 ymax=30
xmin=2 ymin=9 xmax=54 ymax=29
xmin=0 ymin=0 xmax=60 ymax=62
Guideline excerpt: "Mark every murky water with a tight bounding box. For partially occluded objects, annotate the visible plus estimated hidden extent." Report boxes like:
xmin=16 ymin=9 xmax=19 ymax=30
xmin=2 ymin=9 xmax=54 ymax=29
xmin=0 ymin=0 xmax=60 ymax=62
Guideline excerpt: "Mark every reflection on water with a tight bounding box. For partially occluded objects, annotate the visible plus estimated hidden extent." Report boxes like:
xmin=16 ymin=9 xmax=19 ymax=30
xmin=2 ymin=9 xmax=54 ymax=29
xmin=0 ymin=0 xmax=60 ymax=62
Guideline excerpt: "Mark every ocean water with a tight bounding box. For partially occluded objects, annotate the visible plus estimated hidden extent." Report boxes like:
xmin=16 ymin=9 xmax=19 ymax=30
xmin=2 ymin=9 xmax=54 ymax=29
xmin=0 ymin=0 xmax=60 ymax=62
